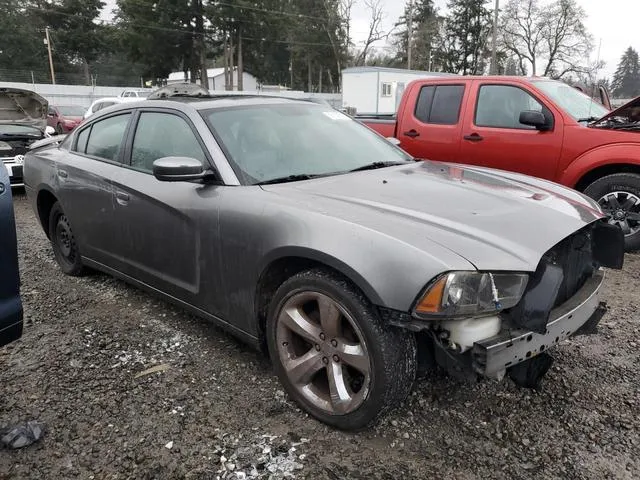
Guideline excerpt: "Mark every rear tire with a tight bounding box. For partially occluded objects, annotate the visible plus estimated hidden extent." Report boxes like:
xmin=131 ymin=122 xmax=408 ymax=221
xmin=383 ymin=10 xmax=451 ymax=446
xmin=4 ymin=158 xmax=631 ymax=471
xmin=583 ymin=173 xmax=640 ymax=251
xmin=48 ymin=202 xmax=84 ymax=276
xmin=266 ymin=268 xmax=416 ymax=430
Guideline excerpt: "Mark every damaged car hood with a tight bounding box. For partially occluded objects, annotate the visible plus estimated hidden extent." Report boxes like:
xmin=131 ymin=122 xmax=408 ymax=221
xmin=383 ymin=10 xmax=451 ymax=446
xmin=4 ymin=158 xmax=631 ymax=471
xmin=262 ymin=161 xmax=605 ymax=272
xmin=0 ymin=87 xmax=48 ymax=130
xmin=591 ymin=95 xmax=640 ymax=129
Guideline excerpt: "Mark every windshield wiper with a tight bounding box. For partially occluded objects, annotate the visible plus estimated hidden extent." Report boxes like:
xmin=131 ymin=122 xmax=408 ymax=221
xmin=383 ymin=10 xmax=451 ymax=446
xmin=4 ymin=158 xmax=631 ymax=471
xmin=577 ymin=116 xmax=600 ymax=123
xmin=349 ymin=161 xmax=409 ymax=173
xmin=255 ymin=174 xmax=326 ymax=185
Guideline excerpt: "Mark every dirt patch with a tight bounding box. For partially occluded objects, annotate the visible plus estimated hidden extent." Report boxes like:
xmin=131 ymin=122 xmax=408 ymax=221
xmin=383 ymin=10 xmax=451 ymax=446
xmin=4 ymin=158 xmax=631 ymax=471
xmin=1 ymin=193 xmax=638 ymax=479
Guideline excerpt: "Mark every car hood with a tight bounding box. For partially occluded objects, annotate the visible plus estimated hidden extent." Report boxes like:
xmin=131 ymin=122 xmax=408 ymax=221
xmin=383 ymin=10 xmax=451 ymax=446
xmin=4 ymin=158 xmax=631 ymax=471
xmin=592 ymin=95 xmax=640 ymax=126
xmin=262 ymin=162 xmax=605 ymax=272
xmin=0 ymin=87 xmax=48 ymax=129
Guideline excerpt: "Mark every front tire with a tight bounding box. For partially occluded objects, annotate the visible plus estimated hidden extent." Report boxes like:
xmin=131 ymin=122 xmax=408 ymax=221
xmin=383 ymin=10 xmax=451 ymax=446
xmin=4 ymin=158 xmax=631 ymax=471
xmin=48 ymin=202 xmax=84 ymax=276
xmin=584 ymin=173 xmax=640 ymax=251
xmin=266 ymin=268 xmax=416 ymax=430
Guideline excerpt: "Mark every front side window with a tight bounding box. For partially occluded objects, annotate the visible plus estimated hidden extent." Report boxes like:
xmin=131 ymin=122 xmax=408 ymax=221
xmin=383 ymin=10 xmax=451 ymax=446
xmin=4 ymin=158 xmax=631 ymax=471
xmin=415 ymin=85 xmax=465 ymax=125
xmin=85 ymin=113 xmax=131 ymax=161
xmin=203 ymin=103 xmax=412 ymax=185
xmin=475 ymin=85 xmax=544 ymax=129
xmin=131 ymin=112 xmax=206 ymax=173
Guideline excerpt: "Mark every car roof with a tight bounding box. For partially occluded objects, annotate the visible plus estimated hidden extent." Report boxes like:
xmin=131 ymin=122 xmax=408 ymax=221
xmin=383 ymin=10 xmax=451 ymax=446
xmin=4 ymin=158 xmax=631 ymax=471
xmin=100 ymin=95 xmax=318 ymax=113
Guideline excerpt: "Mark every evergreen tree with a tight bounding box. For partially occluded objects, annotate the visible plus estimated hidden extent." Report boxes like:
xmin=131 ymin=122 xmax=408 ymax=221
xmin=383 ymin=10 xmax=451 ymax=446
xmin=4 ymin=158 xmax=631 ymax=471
xmin=442 ymin=0 xmax=492 ymax=75
xmin=611 ymin=47 xmax=640 ymax=98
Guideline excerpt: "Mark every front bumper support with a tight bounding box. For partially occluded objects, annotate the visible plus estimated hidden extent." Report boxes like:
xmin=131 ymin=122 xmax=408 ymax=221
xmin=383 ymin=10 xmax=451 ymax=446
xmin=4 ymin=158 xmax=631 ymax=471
xmin=472 ymin=269 xmax=605 ymax=378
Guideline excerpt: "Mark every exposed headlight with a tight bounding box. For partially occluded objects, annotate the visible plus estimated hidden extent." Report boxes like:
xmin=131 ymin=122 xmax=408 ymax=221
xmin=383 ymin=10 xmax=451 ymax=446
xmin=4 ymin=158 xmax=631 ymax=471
xmin=0 ymin=141 xmax=12 ymax=151
xmin=414 ymin=272 xmax=529 ymax=318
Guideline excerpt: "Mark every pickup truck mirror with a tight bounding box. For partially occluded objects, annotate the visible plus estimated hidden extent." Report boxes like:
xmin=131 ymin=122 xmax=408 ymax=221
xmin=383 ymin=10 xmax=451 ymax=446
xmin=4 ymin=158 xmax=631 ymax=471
xmin=519 ymin=110 xmax=551 ymax=131
xmin=153 ymin=156 xmax=208 ymax=182
xmin=386 ymin=137 xmax=401 ymax=147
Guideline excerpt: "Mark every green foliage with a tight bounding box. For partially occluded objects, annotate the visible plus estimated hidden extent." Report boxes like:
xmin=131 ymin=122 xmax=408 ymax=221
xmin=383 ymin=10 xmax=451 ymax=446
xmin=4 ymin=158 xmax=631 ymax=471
xmin=611 ymin=47 xmax=640 ymax=99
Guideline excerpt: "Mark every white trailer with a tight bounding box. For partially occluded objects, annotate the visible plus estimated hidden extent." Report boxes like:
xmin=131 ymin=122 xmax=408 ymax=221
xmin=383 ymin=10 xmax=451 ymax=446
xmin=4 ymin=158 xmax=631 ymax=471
xmin=341 ymin=67 xmax=455 ymax=115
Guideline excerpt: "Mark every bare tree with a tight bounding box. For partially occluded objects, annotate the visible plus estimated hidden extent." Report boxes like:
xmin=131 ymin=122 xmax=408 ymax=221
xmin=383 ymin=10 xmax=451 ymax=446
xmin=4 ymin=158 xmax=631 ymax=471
xmin=339 ymin=0 xmax=355 ymax=51
xmin=500 ymin=0 xmax=592 ymax=79
xmin=354 ymin=0 xmax=386 ymax=66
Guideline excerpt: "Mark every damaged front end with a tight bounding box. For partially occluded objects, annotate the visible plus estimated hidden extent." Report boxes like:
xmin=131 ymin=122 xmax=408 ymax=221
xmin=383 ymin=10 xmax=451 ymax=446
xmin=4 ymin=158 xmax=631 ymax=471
xmin=388 ymin=220 xmax=624 ymax=388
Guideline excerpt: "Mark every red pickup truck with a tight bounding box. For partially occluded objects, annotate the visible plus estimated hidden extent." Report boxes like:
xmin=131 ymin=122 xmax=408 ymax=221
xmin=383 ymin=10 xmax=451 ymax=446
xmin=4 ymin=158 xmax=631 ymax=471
xmin=361 ymin=76 xmax=640 ymax=250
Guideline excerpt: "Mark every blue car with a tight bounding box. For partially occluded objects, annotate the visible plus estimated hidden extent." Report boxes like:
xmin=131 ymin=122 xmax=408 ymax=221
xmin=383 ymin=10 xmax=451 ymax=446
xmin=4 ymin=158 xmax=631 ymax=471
xmin=0 ymin=164 xmax=22 ymax=347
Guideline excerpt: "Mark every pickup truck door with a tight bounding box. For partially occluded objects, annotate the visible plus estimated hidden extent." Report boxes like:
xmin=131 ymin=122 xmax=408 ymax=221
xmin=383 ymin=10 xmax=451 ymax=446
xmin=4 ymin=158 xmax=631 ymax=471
xmin=110 ymin=109 xmax=225 ymax=317
xmin=396 ymin=82 xmax=465 ymax=162
xmin=459 ymin=81 xmax=563 ymax=180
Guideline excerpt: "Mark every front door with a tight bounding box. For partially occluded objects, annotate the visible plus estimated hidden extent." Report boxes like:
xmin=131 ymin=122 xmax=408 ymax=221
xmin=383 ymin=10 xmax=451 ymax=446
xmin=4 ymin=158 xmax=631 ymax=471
xmin=111 ymin=109 xmax=222 ymax=313
xmin=459 ymin=82 xmax=563 ymax=180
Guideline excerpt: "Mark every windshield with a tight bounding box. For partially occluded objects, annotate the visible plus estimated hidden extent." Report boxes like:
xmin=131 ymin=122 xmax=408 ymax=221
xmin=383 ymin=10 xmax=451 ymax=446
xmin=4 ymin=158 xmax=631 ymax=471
xmin=0 ymin=124 xmax=42 ymax=136
xmin=202 ymin=103 xmax=412 ymax=185
xmin=58 ymin=105 xmax=86 ymax=116
xmin=532 ymin=80 xmax=609 ymax=121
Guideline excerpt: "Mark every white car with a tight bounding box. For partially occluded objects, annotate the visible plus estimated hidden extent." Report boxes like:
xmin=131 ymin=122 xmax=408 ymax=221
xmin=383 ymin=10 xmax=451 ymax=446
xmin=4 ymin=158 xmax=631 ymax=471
xmin=84 ymin=97 xmax=139 ymax=119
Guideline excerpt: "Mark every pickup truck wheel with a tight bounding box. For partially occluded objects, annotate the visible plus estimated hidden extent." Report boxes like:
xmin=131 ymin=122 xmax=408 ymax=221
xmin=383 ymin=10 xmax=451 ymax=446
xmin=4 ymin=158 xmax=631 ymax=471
xmin=48 ymin=202 xmax=84 ymax=276
xmin=584 ymin=173 xmax=640 ymax=251
xmin=266 ymin=268 xmax=416 ymax=430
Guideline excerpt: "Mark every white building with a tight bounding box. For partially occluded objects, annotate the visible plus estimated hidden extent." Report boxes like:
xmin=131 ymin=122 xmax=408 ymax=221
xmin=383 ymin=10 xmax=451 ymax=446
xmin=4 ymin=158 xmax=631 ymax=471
xmin=167 ymin=67 xmax=258 ymax=92
xmin=341 ymin=66 xmax=455 ymax=115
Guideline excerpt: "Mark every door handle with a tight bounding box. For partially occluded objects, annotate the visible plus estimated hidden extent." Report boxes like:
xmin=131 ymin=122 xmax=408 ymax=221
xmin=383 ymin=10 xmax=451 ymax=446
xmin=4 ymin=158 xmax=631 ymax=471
xmin=463 ymin=133 xmax=484 ymax=142
xmin=58 ymin=170 xmax=68 ymax=178
xmin=403 ymin=129 xmax=420 ymax=138
xmin=116 ymin=191 xmax=130 ymax=205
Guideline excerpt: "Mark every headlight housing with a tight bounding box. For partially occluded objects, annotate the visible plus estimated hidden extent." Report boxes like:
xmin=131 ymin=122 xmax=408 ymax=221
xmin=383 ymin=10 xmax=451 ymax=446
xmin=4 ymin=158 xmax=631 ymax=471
xmin=414 ymin=271 xmax=529 ymax=318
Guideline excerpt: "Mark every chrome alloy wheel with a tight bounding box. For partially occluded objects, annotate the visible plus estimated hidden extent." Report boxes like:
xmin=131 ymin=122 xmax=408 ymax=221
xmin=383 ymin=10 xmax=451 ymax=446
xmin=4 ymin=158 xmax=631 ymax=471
xmin=275 ymin=291 xmax=371 ymax=415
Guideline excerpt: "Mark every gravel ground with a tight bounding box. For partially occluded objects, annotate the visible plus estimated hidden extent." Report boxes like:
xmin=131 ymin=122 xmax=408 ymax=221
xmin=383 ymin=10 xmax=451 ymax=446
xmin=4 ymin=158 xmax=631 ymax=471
xmin=1 ymin=192 xmax=639 ymax=479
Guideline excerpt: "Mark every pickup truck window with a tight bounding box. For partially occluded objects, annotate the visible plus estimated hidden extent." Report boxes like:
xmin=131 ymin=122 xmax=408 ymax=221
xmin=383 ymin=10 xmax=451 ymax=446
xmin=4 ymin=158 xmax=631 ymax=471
xmin=415 ymin=85 xmax=464 ymax=125
xmin=85 ymin=113 xmax=131 ymax=162
xmin=475 ymin=85 xmax=543 ymax=129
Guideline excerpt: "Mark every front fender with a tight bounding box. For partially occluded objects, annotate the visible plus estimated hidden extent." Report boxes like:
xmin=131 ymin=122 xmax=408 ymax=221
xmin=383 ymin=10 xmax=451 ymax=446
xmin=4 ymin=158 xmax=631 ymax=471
xmin=560 ymin=143 xmax=640 ymax=187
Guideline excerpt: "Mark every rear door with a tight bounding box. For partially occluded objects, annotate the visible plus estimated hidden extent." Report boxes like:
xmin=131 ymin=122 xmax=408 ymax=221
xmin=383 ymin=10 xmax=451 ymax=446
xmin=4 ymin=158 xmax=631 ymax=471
xmin=396 ymin=82 xmax=466 ymax=161
xmin=458 ymin=81 xmax=563 ymax=180
xmin=57 ymin=112 xmax=132 ymax=267
xmin=110 ymin=108 xmax=221 ymax=311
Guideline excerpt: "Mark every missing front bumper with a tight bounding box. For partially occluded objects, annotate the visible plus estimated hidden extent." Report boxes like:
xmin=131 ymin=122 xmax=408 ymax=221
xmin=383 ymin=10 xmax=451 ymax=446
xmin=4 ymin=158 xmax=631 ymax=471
xmin=472 ymin=269 xmax=605 ymax=379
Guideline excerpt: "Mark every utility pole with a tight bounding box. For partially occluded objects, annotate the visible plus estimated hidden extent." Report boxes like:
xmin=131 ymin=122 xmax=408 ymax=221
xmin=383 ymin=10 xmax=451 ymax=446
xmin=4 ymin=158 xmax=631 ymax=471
xmin=45 ymin=27 xmax=56 ymax=85
xmin=490 ymin=0 xmax=499 ymax=75
xmin=407 ymin=0 xmax=413 ymax=70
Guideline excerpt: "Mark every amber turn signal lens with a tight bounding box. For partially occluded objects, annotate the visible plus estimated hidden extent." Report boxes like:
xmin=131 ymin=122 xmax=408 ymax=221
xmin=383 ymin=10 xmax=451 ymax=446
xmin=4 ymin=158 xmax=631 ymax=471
xmin=415 ymin=276 xmax=447 ymax=314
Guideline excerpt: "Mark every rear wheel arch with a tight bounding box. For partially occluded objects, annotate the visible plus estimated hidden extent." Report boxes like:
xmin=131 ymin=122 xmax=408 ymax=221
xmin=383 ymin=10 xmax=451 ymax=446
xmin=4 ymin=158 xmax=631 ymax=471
xmin=254 ymin=251 xmax=383 ymax=350
xmin=36 ymin=189 xmax=59 ymax=239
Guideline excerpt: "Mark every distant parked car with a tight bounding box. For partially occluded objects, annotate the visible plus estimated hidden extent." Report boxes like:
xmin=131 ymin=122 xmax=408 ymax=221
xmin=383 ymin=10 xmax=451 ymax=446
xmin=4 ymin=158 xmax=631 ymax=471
xmin=47 ymin=105 xmax=85 ymax=133
xmin=0 ymin=163 xmax=23 ymax=347
xmin=24 ymin=95 xmax=624 ymax=429
xmin=1 ymin=87 xmax=55 ymax=187
xmin=84 ymin=97 xmax=139 ymax=119
xmin=120 ymin=89 xmax=150 ymax=98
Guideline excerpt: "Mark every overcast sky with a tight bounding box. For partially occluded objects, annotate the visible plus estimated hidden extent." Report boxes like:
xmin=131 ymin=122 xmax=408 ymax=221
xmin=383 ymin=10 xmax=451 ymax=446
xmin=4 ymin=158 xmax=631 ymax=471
xmin=102 ymin=0 xmax=637 ymax=79
xmin=350 ymin=0 xmax=639 ymax=79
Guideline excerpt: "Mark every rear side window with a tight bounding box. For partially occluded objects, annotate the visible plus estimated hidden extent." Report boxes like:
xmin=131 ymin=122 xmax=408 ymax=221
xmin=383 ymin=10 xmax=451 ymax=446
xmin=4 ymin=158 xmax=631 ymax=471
xmin=75 ymin=127 xmax=90 ymax=153
xmin=414 ymin=85 xmax=464 ymax=125
xmin=85 ymin=114 xmax=131 ymax=162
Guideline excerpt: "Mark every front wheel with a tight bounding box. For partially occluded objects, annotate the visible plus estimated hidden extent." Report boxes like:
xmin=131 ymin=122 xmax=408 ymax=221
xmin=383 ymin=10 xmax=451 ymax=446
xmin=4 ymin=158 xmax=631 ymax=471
xmin=266 ymin=268 xmax=416 ymax=430
xmin=48 ymin=202 xmax=85 ymax=276
xmin=584 ymin=173 xmax=640 ymax=251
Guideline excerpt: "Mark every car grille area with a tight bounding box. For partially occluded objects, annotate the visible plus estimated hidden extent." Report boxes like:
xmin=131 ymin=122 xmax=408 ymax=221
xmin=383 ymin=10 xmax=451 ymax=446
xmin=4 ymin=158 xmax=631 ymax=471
xmin=504 ymin=224 xmax=598 ymax=333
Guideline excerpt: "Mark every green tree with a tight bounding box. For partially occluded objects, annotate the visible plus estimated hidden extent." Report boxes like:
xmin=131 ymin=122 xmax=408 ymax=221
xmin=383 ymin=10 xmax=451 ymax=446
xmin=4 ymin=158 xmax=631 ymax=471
xmin=392 ymin=0 xmax=438 ymax=70
xmin=611 ymin=47 xmax=640 ymax=99
xmin=0 ymin=0 xmax=48 ymax=78
xmin=441 ymin=0 xmax=492 ymax=75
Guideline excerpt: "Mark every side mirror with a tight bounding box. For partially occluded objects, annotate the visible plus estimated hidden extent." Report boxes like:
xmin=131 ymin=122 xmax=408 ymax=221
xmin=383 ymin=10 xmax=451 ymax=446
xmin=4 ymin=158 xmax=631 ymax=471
xmin=519 ymin=110 xmax=551 ymax=131
xmin=153 ymin=156 xmax=207 ymax=182
xmin=386 ymin=137 xmax=401 ymax=147
xmin=45 ymin=126 xmax=56 ymax=137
